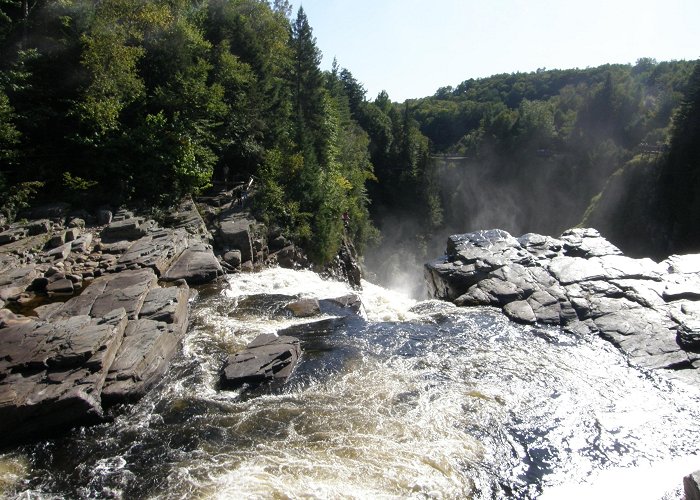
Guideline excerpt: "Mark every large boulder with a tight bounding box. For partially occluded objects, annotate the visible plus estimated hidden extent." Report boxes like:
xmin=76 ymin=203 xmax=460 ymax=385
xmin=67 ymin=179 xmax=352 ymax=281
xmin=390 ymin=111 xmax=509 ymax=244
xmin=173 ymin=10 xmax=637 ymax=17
xmin=220 ymin=334 xmax=301 ymax=388
xmin=218 ymin=216 xmax=254 ymax=263
xmin=162 ymin=241 xmax=223 ymax=285
xmin=97 ymin=208 xmax=113 ymax=226
xmin=0 ymin=262 xmax=193 ymax=443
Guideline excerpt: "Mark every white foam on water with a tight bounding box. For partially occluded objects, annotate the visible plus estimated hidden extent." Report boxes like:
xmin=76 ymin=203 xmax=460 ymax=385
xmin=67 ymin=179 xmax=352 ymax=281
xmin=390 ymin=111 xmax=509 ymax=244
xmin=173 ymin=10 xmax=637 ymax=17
xmin=196 ymin=354 xmax=482 ymax=499
xmin=359 ymin=279 xmax=418 ymax=323
xmin=541 ymin=455 xmax=700 ymax=500
xmin=224 ymin=267 xmax=353 ymax=300
xmin=0 ymin=455 xmax=28 ymax=495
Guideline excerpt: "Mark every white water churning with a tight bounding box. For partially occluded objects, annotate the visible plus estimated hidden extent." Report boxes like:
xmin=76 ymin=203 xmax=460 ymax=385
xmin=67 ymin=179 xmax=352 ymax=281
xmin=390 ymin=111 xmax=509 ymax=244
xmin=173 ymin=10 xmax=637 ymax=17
xmin=1 ymin=268 xmax=699 ymax=499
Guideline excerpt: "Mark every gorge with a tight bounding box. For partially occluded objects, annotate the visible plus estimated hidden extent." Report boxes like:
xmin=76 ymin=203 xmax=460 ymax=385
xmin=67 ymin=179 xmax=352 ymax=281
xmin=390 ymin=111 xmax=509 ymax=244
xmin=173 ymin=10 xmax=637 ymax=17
xmin=0 ymin=201 xmax=699 ymax=498
xmin=0 ymin=1 xmax=699 ymax=497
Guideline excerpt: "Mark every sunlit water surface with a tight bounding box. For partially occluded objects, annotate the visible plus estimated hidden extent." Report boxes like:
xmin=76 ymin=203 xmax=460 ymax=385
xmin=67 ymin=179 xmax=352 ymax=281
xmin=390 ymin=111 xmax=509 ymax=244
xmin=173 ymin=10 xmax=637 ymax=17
xmin=1 ymin=268 xmax=699 ymax=499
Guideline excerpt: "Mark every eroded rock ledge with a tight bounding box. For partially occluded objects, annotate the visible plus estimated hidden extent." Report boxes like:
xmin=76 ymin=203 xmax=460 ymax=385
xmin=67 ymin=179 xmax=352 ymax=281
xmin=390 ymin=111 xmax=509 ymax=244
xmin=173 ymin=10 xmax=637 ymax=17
xmin=425 ymin=228 xmax=700 ymax=385
xmin=0 ymin=192 xmax=363 ymax=446
xmin=0 ymin=269 xmax=191 ymax=446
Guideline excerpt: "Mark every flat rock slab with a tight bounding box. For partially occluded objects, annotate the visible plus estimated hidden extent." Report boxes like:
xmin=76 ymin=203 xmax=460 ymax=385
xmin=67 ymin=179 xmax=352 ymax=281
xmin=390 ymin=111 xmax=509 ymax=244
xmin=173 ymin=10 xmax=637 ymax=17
xmin=138 ymin=285 xmax=189 ymax=324
xmin=425 ymin=227 xmax=700 ymax=383
xmin=162 ymin=241 xmax=223 ymax=285
xmin=0 ymin=309 xmax=128 ymax=446
xmin=0 ymin=233 xmax=49 ymax=256
xmin=102 ymin=284 xmax=190 ymax=404
xmin=548 ymin=256 xmax=606 ymax=285
xmin=0 ymin=266 xmax=39 ymax=301
xmin=220 ymin=334 xmax=300 ymax=388
xmin=48 ymin=268 xmax=157 ymax=321
xmin=117 ymin=229 xmax=189 ymax=276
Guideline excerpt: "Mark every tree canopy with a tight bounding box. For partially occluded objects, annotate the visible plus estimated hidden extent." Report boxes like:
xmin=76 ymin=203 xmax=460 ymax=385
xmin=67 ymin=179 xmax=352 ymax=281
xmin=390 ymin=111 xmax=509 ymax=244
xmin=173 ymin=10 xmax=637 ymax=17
xmin=0 ymin=0 xmax=696 ymax=262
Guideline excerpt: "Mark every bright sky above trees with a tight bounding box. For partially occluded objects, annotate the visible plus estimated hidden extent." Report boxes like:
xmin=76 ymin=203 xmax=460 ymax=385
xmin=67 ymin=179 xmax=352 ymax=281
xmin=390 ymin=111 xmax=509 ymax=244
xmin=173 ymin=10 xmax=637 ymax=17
xmin=298 ymin=0 xmax=700 ymax=102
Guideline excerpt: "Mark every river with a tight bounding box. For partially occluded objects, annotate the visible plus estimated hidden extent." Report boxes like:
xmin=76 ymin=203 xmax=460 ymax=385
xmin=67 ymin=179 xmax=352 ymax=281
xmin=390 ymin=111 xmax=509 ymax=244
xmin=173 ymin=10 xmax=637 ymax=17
xmin=1 ymin=267 xmax=699 ymax=499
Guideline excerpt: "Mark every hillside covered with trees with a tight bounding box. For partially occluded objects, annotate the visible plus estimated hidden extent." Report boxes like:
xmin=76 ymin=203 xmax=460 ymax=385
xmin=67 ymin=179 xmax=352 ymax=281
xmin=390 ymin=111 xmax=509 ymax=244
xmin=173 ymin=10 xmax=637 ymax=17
xmin=0 ymin=0 xmax=698 ymax=267
xmin=406 ymin=59 xmax=699 ymax=258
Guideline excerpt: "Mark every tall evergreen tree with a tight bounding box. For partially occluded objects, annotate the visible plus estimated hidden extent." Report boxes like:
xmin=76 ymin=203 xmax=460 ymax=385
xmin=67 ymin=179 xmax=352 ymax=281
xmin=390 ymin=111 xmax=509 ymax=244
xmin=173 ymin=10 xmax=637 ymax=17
xmin=662 ymin=61 xmax=700 ymax=251
xmin=290 ymin=6 xmax=326 ymax=165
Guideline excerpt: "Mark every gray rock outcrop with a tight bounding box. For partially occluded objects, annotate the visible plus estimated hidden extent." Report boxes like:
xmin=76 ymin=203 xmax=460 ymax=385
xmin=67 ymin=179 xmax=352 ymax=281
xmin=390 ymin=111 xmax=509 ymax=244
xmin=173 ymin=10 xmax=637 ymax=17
xmin=425 ymin=228 xmax=700 ymax=384
xmin=0 ymin=309 xmax=129 ymax=445
xmin=220 ymin=334 xmax=301 ymax=388
xmin=0 ymin=268 xmax=192 ymax=446
xmin=685 ymin=470 xmax=700 ymax=500
xmin=0 ymin=199 xmax=241 ymax=444
xmin=0 ymin=196 xmax=331 ymax=444
xmin=163 ymin=241 xmax=223 ymax=285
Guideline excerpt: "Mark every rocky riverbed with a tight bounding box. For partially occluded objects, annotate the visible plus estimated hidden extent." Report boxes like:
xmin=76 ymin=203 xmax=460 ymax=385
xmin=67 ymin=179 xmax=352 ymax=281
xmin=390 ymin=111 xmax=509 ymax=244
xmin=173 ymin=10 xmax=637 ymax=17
xmin=425 ymin=227 xmax=700 ymax=386
xmin=0 ymin=191 xmax=332 ymax=447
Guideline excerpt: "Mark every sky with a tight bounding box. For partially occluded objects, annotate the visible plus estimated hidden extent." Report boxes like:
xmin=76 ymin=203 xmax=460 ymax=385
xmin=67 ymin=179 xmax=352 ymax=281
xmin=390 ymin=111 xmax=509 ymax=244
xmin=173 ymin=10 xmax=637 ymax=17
xmin=296 ymin=0 xmax=700 ymax=102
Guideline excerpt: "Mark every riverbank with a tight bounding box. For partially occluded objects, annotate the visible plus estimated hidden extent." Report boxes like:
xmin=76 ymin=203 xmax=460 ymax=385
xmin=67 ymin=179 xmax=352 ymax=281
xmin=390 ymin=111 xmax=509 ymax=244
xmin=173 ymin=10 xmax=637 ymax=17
xmin=0 ymin=190 xmax=351 ymax=447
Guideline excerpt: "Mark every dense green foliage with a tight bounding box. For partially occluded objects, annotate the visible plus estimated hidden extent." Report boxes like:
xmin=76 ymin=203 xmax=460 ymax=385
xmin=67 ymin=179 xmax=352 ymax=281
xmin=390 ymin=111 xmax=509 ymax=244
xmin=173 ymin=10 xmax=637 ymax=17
xmin=660 ymin=62 xmax=700 ymax=253
xmin=0 ymin=0 xmax=390 ymax=263
xmin=403 ymin=59 xmax=697 ymax=254
xmin=572 ymin=61 xmax=700 ymax=257
xmin=0 ymin=0 xmax=697 ymax=263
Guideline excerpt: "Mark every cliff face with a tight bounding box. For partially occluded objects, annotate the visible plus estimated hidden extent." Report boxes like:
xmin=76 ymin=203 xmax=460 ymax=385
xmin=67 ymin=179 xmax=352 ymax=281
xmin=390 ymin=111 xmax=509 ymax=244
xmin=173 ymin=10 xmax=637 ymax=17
xmin=425 ymin=227 xmax=700 ymax=385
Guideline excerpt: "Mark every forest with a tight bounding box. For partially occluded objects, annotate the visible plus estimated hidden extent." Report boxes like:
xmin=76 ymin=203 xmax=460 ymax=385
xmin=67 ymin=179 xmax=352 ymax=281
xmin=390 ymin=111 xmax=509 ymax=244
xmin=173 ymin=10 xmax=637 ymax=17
xmin=1 ymin=0 xmax=699 ymax=267
xmin=406 ymin=58 xmax=700 ymax=259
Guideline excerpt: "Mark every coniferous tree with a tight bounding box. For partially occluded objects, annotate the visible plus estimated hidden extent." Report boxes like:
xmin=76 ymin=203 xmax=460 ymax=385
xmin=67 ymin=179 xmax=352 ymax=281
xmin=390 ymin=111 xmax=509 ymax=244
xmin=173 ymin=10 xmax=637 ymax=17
xmin=290 ymin=6 xmax=326 ymax=165
xmin=662 ymin=61 xmax=700 ymax=251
